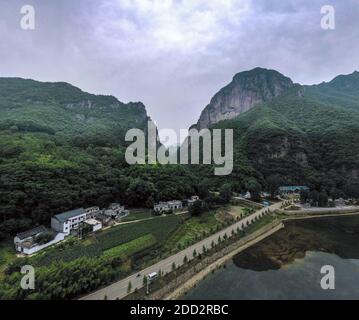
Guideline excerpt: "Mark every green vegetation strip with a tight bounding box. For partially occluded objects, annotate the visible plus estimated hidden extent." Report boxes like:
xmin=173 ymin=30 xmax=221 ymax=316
xmin=102 ymin=234 xmax=156 ymax=258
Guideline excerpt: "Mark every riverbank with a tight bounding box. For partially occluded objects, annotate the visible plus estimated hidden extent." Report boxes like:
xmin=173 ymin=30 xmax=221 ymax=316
xmin=165 ymin=210 xmax=359 ymax=300
xmin=184 ymin=214 xmax=359 ymax=300
xmin=163 ymin=220 xmax=284 ymax=300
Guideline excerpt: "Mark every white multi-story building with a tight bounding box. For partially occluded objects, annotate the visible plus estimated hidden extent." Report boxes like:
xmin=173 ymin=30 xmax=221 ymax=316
xmin=154 ymin=200 xmax=183 ymax=213
xmin=51 ymin=208 xmax=87 ymax=234
xmin=85 ymin=206 xmax=101 ymax=218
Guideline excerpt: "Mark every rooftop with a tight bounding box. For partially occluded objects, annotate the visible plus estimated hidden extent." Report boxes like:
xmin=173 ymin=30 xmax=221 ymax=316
xmin=85 ymin=219 xmax=101 ymax=226
xmin=53 ymin=208 xmax=85 ymax=223
xmin=16 ymin=225 xmax=48 ymax=240
xmin=279 ymin=186 xmax=309 ymax=191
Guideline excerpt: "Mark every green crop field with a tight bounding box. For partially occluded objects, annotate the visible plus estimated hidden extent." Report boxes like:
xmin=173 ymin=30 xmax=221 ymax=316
xmin=102 ymin=234 xmax=156 ymax=259
xmin=120 ymin=209 xmax=153 ymax=222
xmin=165 ymin=211 xmax=223 ymax=250
xmin=31 ymin=215 xmax=182 ymax=267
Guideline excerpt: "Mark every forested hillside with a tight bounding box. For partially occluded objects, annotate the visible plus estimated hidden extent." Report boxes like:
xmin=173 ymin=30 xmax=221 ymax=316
xmin=1 ymin=70 xmax=359 ymax=240
xmin=207 ymin=71 xmax=359 ymax=199
xmin=0 ymin=79 xmax=199 ymax=240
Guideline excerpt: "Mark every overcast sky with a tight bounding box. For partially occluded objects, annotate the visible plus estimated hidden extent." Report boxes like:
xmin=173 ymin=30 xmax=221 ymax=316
xmin=1 ymin=0 xmax=358 ymax=144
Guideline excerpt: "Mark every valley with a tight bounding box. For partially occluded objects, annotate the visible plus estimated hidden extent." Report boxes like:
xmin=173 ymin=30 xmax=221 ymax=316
xmin=0 ymin=67 xmax=358 ymax=300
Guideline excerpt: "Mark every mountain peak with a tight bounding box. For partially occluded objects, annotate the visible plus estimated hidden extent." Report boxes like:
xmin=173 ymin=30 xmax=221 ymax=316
xmin=195 ymin=68 xmax=294 ymax=129
xmin=326 ymin=70 xmax=359 ymax=91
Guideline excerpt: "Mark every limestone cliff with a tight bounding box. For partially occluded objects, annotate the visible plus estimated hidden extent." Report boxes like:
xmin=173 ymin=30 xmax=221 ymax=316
xmin=195 ymin=68 xmax=294 ymax=129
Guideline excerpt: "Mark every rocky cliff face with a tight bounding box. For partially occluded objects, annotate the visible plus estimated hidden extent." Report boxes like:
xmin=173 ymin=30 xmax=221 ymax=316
xmin=195 ymin=68 xmax=294 ymax=129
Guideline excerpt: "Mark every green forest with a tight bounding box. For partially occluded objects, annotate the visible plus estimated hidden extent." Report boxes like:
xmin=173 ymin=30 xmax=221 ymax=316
xmin=1 ymin=71 xmax=359 ymax=243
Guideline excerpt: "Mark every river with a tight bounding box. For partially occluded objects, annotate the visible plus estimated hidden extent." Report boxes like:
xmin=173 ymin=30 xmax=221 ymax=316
xmin=183 ymin=215 xmax=359 ymax=300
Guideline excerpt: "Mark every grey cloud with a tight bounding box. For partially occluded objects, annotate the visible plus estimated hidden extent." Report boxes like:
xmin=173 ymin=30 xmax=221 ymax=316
xmin=0 ymin=0 xmax=358 ymax=144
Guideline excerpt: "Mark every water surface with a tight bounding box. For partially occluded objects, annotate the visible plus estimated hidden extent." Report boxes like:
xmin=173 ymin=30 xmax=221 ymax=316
xmin=184 ymin=215 xmax=359 ymax=300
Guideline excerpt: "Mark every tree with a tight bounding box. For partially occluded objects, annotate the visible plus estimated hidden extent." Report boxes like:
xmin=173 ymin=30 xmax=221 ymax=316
xmin=35 ymin=232 xmax=55 ymax=245
xmin=266 ymin=175 xmax=283 ymax=199
xmin=172 ymin=262 xmax=176 ymax=271
xmin=193 ymin=249 xmax=197 ymax=258
xmin=344 ymin=179 xmax=359 ymax=198
xmin=300 ymin=189 xmax=310 ymax=204
xmin=309 ymin=190 xmax=320 ymax=206
xmin=126 ymin=178 xmax=156 ymax=207
xmin=183 ymin=255 xmax=188 ymax=264
xmin=245 ymin=178 xmax=262 ymax=202
xmin=219 ymin=183 xmax=232 ymax=204
xmin=189 ymin=200 xmax=203 ymax=216
xmin=318 ymin=190 xmax=329 ymax=207
xmin=197 ymin=179 xmax=211 ymax=199
xmin=127 ymin=281 xmax=132 ymax=293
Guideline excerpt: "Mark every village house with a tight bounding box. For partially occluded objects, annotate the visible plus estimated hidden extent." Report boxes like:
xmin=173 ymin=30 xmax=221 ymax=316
xmin=14 ymin=225 xmax=48 ymax=252
xmin=240 ymin=191 xmax=251 ymax=199
xmin=51 ymin=208 xmax=87 ymax=234
xmin=95 ymin=212 xmax=112 ymax=226
xmin=154 ymin=200 xmax=183 ymax=213
xmin=103 ymin=203 xmax=129 ymax=219
xmin=14 ymin=203 xmax=130 ymax=254
xmin=84 ymin=206 xmax=101 ymax=218
xmin=167 ymin=200 xmax=182 ymax=210
xmin=187 ymin=195 xmax=200 ymax=206
xmin=154 ymin=202 xmax=170 ymax=213
xmin=14 ymin=225 xmax=66 ymax=255
xmin=84 ymin=219 xmax=102 ymax=232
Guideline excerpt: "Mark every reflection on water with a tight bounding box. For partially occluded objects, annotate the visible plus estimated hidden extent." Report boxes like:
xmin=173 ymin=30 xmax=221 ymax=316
xmin=184 ymin=215 xmax=359 ymax=300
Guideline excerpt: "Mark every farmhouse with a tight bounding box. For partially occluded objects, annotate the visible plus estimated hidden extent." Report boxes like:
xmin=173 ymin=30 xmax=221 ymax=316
xmin=14 ymin=203 xmax=131 ymax=254
xmin=187 ymin=195 xmax=200 ymax=206
xmin=14 ymin=225 xmax=66 ymax=255
xmin=154 ymin=202 xmax=169 ymax=213
xmin=51 ymin=208 xmax=87 ymax=234
xmin=96 ymin=212 xmax=112 ymax=225
xmin=103 ymin=203 xmax=129 ymax=219
xmin=154 ymin=200 xmax=183 ymax=213
xmin=85 ymin=206 xmax=101 ymax=218
xmin=14 ymin=225 xmax=48 ymax=251
xmin=84 ymin=219 xmax=102 ymax=232
xmin=167 ymin=200 xmax=182 ymax=210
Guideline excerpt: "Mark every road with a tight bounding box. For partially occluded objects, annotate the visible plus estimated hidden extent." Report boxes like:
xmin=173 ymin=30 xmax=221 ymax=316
xmin=80 ymin=200 xmax=286 ymax=300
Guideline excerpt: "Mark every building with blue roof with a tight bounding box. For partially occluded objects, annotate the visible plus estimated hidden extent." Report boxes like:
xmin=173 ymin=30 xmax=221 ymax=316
xmin=278 ymin=186 xmax=309 ymax=194
xmin=51 ymin=208 xmax=87 ymax=234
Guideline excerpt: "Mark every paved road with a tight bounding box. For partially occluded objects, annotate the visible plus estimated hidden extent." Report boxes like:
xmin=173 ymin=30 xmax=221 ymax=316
xmin=81 ymin=200 xmax=286 ymax=300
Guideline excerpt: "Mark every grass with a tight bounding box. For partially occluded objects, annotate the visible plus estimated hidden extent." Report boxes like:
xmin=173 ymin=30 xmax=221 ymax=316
xmin=244 ymin=214 xmax=277 ymax=234
xmin=227 ymin=206 xmax=245 ymax=218
xmin=165 ymin=210 xmax=224 ymax=251
xmin=102 ymin=234 xmax=156 ymax=258
xmin=0 ymin=244 xmax=17 ymax=279
xmin=121 ymin=208 xmax=153 ymax=222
